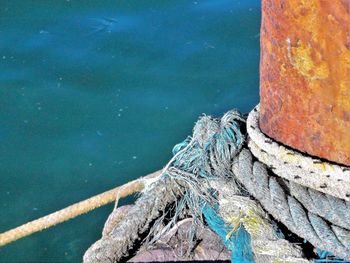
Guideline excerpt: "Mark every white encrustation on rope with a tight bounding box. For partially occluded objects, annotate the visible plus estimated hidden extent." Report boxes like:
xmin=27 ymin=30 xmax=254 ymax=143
xmin=247 ymin=104 xmax=350 ymax=201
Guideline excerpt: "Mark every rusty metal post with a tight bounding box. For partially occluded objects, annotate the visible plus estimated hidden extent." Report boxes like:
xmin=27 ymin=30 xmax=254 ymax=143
xmin=259 ymin=0 xmax=350 ymax=165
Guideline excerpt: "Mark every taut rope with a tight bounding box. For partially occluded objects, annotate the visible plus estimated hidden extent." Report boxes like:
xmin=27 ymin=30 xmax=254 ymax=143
xmin=0 ymin=170 xmax=161 ymax=247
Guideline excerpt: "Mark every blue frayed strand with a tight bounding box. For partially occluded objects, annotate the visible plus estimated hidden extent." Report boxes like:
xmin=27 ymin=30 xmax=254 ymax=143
xmin=202 ymin=205 xmax=254 ymax=263
xmin=315 ymin=249 xmax=350 ymax=263
xmin=165 ymin=110 xmax=253 ymax=262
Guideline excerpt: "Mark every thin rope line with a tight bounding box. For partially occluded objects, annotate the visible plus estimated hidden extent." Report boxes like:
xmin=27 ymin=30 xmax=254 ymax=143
xmin=0 ymin=170 xmax=161 ymax=247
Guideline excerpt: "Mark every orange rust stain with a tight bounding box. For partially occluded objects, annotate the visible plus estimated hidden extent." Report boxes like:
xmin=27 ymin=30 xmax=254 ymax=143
xmin=260 ymin=0 xmax=350 ymax=165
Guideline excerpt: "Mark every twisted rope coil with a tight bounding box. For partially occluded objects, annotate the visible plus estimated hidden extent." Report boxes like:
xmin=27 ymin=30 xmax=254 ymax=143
xmin=247 ymin=105 xmax=350 ymax=201
xmin=244 ymin=106 xmax=350 ymax=261
xmin=247 ymin=105 xmax=350 ymax=228
xmin=233 ymin=148 xmax=350 ymax=260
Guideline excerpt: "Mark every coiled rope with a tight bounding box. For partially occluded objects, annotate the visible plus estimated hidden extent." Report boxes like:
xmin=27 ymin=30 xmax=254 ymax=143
xmin=233 ymin=105 xmax=350 ymax=261
xmin=247 ymin=105 xmax=350 ymax=201
xmin=233 ymin=148 xmax=350 ymax=260
xmin=84 ymin=109 xmax=311 ymax=263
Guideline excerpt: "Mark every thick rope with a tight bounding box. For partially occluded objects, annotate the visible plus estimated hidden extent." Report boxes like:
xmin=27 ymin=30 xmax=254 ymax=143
xmin=84 ymin=175 xmax=182 ymax=263
xmin=249 ymin=134 xmax=350 ymax=230
xmin=84 ymin=110 xmax=251 ymax=262
xmin=247 ymin=105 xmax=350 ymax=201
xmin=289 ymin=181 xmax=350 ymax=231
xmin=85 ymin=110 xmax=316 ymax=263
xmin=233 ymin=148 xmax=350 ymax=260
xmin=0 ymin=170 xmax=161 ymax=247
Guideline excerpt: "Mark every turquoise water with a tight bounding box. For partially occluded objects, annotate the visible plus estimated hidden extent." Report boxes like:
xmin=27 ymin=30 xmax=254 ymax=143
xmin=0 ymin=1 xmax=260 ymax=262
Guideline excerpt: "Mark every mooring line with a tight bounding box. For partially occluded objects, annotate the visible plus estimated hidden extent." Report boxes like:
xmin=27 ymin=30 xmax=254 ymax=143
xmin=0 ymin=170 xmax=161 ymax=247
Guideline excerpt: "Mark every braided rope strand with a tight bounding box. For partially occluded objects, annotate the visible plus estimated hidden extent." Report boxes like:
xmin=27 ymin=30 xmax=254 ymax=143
xmin=233 ymin=149 xmax=350 ymax=260
xmin=247 ymin=105 xmax=350 ymax=201
xmin=289 ymin=182 xmax=350 ymax=230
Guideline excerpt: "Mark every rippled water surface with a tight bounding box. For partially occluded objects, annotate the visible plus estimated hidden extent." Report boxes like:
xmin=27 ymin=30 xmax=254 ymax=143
xmin=0 ymin=1 xmax=260 ymax=261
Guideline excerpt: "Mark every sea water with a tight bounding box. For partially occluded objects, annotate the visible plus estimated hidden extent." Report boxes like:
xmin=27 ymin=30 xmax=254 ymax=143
xmin=0 ymin=1 xmax=260 ymax=261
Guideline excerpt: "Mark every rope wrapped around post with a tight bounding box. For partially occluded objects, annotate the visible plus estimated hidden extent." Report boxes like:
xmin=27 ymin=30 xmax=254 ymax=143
xmin=233 ymin=148 xmax=350 ymax=260
xmin=2 ymin=107 xmax=350 ymax=263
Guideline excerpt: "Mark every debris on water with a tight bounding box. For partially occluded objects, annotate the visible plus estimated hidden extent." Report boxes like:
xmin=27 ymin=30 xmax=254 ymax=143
xmin=132 ymin=156 xmax=137 ymax=160
xmin=88 ymin=17 xmax=119 ymax=36
xmin=96 ymin=130 xmax=103 ymax=136
xmin=37 ymin=102 xmax=42 ymax=111
xmin=204 ymin=42 xmax=215 ymax=49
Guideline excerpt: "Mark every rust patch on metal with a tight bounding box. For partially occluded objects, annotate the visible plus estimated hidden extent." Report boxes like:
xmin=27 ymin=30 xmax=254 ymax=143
xmin=260 ymin=0 xmax=350 ymax=165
